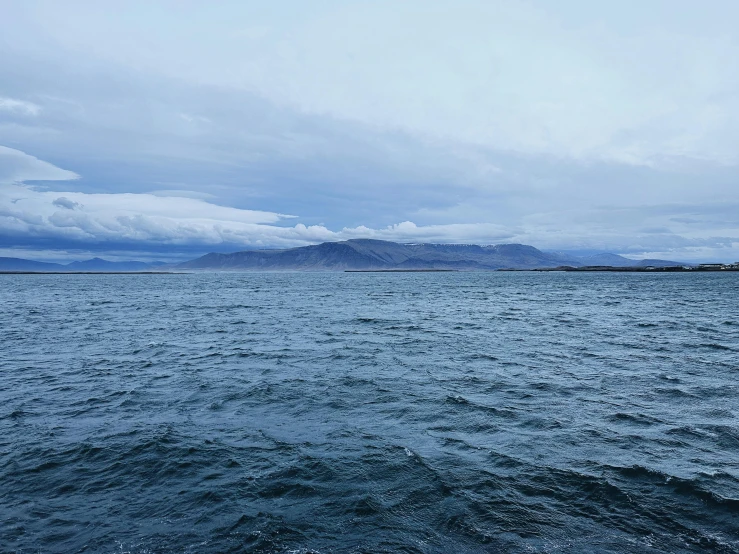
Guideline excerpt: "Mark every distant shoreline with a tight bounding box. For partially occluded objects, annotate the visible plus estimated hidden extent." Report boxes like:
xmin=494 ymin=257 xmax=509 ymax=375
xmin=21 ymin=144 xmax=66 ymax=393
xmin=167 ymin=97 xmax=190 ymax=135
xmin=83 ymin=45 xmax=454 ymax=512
xmin=503 ymin=266 xmax=739 ymax=273
xmin=0 ymin=271 xmax=181 ymax=275
xmin=344 ymin=269 xmax=458 ymax=273
xmin=2 ymin=267 xmax=737 ymax=274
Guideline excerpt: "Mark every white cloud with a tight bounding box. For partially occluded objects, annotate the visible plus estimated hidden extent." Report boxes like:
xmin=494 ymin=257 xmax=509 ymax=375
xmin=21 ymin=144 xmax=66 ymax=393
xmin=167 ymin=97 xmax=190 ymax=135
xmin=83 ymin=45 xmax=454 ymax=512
xmin=0 ymin=176 xmax=512 ymax=248
xmin=148 ymin=189 xmax=217 ymax=200
xmin=1 ymin=184 xmax=297 ymax=245
xmin=0 ymin=97 xmax=41 ymax=116
xmin=0 ymin=146 xmax=301 ymax=245
xmin=0 ymin=145 xmax=78 ymax=183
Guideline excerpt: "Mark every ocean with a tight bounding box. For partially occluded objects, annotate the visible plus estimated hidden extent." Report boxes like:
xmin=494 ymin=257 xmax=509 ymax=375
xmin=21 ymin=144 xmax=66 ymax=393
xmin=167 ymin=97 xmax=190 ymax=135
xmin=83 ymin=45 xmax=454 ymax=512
xmin=1 ymin=272 xmax=738 ymax=553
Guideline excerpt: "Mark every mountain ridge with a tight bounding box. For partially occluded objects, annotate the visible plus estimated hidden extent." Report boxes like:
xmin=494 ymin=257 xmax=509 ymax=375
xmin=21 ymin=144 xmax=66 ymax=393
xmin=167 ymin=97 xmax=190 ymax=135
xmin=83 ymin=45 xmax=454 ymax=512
xmin=175 ymin=239 xmax=686 ymax=271
xmin=0 ymin=257 xmax=165 ymax=272
xmin=0 ymin=240 xmax=689 ymax=272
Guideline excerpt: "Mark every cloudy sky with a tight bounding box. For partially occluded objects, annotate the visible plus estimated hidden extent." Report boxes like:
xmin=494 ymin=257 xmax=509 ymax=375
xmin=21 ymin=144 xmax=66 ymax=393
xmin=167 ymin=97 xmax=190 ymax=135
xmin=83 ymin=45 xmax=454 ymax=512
xmin=1 ymin=0 xmax=738 ymax=262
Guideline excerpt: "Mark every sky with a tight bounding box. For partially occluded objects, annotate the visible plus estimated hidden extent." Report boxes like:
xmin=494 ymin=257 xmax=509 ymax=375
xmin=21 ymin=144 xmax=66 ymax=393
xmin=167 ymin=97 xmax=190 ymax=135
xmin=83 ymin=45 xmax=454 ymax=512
xmin=1 ymin=0 xmax=739 ymax=263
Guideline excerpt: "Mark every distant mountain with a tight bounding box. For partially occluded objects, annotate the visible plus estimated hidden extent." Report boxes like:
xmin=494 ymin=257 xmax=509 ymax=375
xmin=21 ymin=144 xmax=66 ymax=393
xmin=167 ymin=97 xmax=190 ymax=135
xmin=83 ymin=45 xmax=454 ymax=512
xmin=573 ymin=253 xmax=686 ymax=268
xmin=0 ymin=257 xmax=165 ymax=272
xmin=575 ymin=253 xmax=638 ymax=267
xmin=0 ymin=243 xmax=689 ymax=272
xmin=177 ymin=239 xmax=585 ymax=271
xmin=633 ymin=258 xmax=689 ymax=268
xmin=65 ymin=258 xmax=160 ymax=271
xmin=0 ymin=257 xmax=66 ymax=271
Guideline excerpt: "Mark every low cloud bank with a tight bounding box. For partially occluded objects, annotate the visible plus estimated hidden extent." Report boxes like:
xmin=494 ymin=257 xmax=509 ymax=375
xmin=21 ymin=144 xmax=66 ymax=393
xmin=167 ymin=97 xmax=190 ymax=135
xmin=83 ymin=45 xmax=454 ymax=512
xmin=0 ymin=147 xmax=514 ymax=250
xmin=1 ymin=180 xmax=514 ymax=250
xmin=2 ymin=146 xmax=738 ymax=263
xmin=4 ymin=178 xmax=737 ymax=262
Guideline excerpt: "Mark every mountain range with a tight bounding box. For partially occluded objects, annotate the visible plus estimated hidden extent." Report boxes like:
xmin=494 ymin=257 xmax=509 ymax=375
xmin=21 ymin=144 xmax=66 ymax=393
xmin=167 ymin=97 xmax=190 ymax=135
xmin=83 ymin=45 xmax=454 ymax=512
xmin=0 ymin=240 xmax=687 ymax=272
xmin=0 ymin=257 xmax=166 ymax=272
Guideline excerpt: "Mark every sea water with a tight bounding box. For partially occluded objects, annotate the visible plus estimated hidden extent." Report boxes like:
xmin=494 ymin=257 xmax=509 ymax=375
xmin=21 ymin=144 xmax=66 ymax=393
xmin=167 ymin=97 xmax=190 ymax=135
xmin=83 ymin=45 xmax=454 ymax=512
xmin=1 ymin=272 xmax=738 ymax=553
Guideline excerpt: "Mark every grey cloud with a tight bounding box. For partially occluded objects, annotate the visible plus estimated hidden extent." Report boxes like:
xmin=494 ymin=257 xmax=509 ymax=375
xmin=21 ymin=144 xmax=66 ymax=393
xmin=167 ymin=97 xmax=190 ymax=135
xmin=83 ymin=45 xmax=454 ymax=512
xmin=52 ymin=197 xmax=81 ymax=210
xmin=14 ymin=1 xmax=739 ymax=164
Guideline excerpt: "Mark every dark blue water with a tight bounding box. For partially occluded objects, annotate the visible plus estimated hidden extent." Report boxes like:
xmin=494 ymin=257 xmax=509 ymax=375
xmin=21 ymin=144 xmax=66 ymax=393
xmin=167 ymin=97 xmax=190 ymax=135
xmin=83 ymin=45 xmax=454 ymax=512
xmin=2 ymin=272 xmax=738 ymax=553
